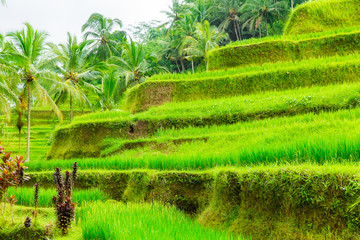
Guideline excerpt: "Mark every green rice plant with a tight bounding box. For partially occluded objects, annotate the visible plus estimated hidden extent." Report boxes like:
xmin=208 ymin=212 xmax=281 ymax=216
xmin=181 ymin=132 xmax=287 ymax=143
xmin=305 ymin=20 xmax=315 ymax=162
xmin=80 ymin=201 xmax=246 ymax=240
xmin=27 ymin=107 xmax=360 ymax=172
xmin=6 ymin=187 xmax=109 ymax=208
xmin=225 ymin=26 xmax=360 ymax=47
xmin=64 ymin=81 xmax=360 ymax=127
xmin=206 ymin=31 xmax=360 ymax=70
xmin=127 ymin=53 xmax=360 ymax=112
xmin=150 ymin=53 xmax=360 ymax=81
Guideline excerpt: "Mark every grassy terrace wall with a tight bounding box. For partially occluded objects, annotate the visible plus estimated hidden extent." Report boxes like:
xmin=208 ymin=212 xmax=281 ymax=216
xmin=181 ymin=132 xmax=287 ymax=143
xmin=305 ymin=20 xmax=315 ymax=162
xmin=27 ymin=165 xmax=360 ymax=239
xmin=284 ymin=0 xmax=360 ymax=36
xmin=207 ymin=31 xmax=360 ymax=70
xmin=48 ymin=81 xmax=360 ymax=160
xmin=125 ymin=59 xmax=360 ymax=112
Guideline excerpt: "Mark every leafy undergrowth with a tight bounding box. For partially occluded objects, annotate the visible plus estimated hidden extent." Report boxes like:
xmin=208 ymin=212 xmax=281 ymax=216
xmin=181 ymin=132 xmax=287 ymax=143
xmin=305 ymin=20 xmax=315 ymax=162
xmin=0 ymin=204 xmax=82 ymax=240
xmin=80 ymin=201 xmax=247 ymax=240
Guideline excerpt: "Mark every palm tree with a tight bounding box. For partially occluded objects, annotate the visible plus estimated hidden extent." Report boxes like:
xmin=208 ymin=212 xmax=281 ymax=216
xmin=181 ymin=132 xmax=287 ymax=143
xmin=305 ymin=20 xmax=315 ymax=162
xmin=82 ymin=13 xmax=126 ymax=62
xmin=97 ymin=67 xmax=126 ymax=110
xmin=0 ymin=34 xmax=20 ymax=121
xmin=48 ymin=33 xmax=100 ymax=122
xmin=241 ymin=0 xmax=288 ymax=37
xmin=162 ymin=0 xmax=188 ymax=28
xmin=7 ymin=23 xmax=63 ymax=161
xmin=215 ymin=0 xmax=244 ymax=41
xmin=190 ymin=0 xmax=213 ymax=23
xmin=110 ymin=39 xmax=167 ymax=88
xmin=183 ymin=20 xmax=228 ymax=71
xmin=176 ymin=15 xmax=198 ymax=74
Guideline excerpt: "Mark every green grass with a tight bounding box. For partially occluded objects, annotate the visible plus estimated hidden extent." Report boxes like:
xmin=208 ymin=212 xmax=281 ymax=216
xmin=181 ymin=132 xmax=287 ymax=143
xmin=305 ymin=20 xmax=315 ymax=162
xmin=224 ymin=26 xmax=360 ymax=48
xmin=0 ymin=124 xmax=55 ymax=161
xmin=27 ymin=107 xmax=360 ymax=171
xmin=124 ymin=53 xmax=360 ymax=112
xmin=80 ymin=201 xmax=247 ymax=240
xmin=6 ymin=187 xmax=109 ymax=208
xmin=67 ymin=81 xmax=360 ymax=126
xmin=284 ymin=0 xmax=360 ymax=35
xmin=0 ymin=204 xmax=82 ymax=239
xmin=150 ymin=53 xmax=360 ymax=81
xmin=207 ymin=28 xmax=360 ymax=70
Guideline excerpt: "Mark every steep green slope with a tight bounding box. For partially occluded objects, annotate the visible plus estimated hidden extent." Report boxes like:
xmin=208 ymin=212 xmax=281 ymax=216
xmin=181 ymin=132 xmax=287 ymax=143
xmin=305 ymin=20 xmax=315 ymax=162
xmin=127 ymin=54 xmax=360 ymax=112
xmin=25 ymin=165 xmax=360 ymax=239
xmin=206 ymin=30 xmax=360 ymax=70
xmin=284 ymin=0 xmax=360 ymax=35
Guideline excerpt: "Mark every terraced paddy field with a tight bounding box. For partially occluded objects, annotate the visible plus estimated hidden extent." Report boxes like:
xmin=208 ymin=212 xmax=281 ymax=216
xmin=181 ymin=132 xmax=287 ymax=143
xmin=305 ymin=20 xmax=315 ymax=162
xmin=3 ymin=2 xmax=360 ymax=239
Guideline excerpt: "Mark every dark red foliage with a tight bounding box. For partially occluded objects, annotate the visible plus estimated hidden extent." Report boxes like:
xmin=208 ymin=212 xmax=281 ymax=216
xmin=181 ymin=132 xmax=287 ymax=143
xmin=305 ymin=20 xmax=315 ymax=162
xmin=52 ymin=166 xmax=77 ymax=235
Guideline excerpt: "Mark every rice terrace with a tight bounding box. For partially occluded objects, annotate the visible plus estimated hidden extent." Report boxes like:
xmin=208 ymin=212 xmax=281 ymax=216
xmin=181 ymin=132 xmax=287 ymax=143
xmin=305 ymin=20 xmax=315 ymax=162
xmin=1 ymin=0 xmax=360 ymax=239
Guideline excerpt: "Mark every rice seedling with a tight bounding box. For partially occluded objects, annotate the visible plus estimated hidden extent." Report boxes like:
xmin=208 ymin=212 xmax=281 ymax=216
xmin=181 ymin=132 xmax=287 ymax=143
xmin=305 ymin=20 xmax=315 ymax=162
xmin=80 ymin=201 xmax=247 ymax=240
xmin=26 ymin=107 xmax=360 ymax=172
xmin=224 ymin=26 xmax=360 ymax=48
xmin=6 ymin=187 xmax=109 ymax=208
xmin=64 ymin=81 xmax=360 ymax=128
xmin=149 ymin=53 xmax=360 ymax=81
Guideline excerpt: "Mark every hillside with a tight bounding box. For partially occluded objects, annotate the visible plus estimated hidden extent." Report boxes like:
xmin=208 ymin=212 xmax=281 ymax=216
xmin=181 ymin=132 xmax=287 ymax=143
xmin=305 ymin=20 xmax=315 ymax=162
xmin=41 ymin=22 xmax=360 ymax=238
xmin=284 ymin=0 xmax=360 ymax=35
xmin=3 ymin=1 xmax=360 ymax=239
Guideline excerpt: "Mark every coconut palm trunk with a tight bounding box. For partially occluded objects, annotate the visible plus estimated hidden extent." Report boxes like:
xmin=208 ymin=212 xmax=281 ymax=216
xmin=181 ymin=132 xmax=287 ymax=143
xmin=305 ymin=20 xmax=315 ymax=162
xmin=265 ymin=15 xmax=269 ymax=37
xmin=26 ymin=81 xmax=31 ymax=162
xmin=18 ymin=130 xmax=21 ymax=156
xmin=70 ymin=93 xmax=73 ymax=123
xmin=233 ymin=21 xmax=239 ymax=41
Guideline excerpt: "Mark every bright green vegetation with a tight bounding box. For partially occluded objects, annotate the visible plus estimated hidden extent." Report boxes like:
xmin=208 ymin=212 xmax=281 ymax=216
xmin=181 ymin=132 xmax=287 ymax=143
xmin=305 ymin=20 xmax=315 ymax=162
xmin=126 ymin=53 xmax=360 ymax=112
xmin=66 ymin=81 xmax=360 ymax=126
xmin=7 ymin=187 xmax=109 ymax=208
xmin=23 ymin=164 xmax=360 ymax=239
xmin=206 ymin=30 xmax=360 ymax=70
xmin=225 ymin=26 xmax=360 ymax=47
xmin=0 ymin=204 xmax=82 ymax=240
xmin=0 ymin=122 xmax=55 ymax=161
xmin=151 ymin=53 xmax=360 ymax=81
xmin=80 ymin=202 xmax=245 ymax=240
xmin=284 ymin=0 xmax=360 ymax=35
xmin=30 ymin=107 xmax=360 ymax=171
xmin=3 ymin=0 xmax=360 ymax=239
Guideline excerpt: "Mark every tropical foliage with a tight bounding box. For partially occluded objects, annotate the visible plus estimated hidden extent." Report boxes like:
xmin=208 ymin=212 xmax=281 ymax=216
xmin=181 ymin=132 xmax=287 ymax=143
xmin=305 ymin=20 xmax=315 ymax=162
xmin=0 ymin=0 xmax=294 ymax=160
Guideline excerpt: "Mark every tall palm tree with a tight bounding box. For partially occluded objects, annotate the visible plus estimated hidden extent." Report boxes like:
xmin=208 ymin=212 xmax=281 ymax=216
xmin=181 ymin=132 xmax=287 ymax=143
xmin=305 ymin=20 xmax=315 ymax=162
xmin=215 ymin=0 xmax=244 ymax=41
xmin=157 ymin=30 xmax=184 ymax=72
xmin=48 ymin=33 xmax=100 ymax=122
xmin=97 ymin=67 xmax=126 ymax=110
xmin=7 ymin=23 xmax=63 ymax=161
xmin=82 ymin=13 xmax=126 ymax=62
xmin=162 ymin=0 xmax=188 ymax=28
xmin=183 ymin=20 xmax=228 ymax=71
xmin=190 ymin=0 xmax=213 ymax=23
xmin=176 ymin=15 xmax=197 ymax=73
xmin=110 ymin=39 xmax=167 ymax=88
xmin=0 ymin=34 xmax=20 ymax=121
xmin=241 ymin=0 xmax=288 ymax=37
